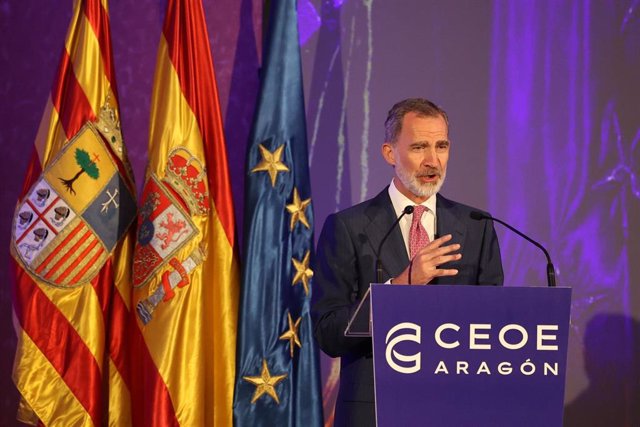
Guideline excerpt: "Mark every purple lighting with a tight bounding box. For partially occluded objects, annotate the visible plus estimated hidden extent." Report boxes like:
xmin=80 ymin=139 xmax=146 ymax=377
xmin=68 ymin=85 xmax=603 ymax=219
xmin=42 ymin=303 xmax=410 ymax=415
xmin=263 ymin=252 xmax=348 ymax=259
xmin=298 ymin=0 xmax=321 ymax=46
xmin=489 ymin=1 xmax=639 ymax=424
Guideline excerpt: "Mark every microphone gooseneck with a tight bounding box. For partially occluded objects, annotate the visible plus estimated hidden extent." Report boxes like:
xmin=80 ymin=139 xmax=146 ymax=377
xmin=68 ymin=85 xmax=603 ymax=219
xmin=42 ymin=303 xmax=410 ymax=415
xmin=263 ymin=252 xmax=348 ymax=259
xmin=376 ymin=205 xmax=414 ymax=283
xmin=469 ymin=211 xmax=557 ymax=287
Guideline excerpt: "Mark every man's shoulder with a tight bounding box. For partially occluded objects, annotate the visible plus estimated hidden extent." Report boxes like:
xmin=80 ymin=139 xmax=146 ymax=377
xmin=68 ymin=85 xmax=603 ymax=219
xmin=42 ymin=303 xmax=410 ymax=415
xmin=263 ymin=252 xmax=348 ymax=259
xmin=333 ymin=187 xmax=390 ymax=221
xmin=437 ymin=194 xmax=491 ymax=219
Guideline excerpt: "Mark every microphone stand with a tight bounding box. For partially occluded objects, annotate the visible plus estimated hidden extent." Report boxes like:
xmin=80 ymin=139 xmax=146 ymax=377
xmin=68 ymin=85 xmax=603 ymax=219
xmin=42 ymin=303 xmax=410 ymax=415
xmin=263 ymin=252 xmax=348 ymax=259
xmin=470 ymin=211 xmax=556 ymax=287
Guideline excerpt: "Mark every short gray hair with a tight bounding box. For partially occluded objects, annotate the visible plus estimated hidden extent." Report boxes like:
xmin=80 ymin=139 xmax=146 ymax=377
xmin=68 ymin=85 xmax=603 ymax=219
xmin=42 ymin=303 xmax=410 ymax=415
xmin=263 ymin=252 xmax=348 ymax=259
xmin=384 ymin=98 xmax=449 ymax=143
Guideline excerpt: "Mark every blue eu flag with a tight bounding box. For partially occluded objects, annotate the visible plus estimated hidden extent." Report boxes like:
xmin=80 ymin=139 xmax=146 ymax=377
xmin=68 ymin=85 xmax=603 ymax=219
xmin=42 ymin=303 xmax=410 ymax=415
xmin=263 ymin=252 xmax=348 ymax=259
xmin=233 ymin=0 xmax=324 ymax=426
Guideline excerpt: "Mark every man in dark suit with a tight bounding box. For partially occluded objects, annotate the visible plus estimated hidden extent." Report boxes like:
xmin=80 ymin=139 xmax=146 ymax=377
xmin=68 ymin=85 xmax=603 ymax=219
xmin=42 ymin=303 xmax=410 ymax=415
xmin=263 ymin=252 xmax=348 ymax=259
xmin=312 ymin=98 xmax=503 ymax=426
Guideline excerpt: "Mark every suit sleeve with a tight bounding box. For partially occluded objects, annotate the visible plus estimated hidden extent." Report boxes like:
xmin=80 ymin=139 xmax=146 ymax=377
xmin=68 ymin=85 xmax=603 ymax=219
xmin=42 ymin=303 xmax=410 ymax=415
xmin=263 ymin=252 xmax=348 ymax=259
xmin=312 ymin=213 xmax=370 ymax=358
xmin=477 ymin=217 xmax=504 ymax=286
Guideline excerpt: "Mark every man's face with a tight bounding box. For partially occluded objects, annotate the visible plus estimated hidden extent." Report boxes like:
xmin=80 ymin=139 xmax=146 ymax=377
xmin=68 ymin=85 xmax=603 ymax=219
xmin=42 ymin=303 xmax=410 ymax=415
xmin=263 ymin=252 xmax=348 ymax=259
xmin=382 ymin=112 xmax=450 ymax=203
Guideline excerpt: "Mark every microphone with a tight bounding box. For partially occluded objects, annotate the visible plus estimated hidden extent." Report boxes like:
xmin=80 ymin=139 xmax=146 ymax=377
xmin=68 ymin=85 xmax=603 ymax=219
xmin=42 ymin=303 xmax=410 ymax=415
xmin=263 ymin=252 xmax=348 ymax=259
xmin=376 ymin=205 xmax=414 ymax=283
xmin=469 ymin=211 xmax=556 ymax=287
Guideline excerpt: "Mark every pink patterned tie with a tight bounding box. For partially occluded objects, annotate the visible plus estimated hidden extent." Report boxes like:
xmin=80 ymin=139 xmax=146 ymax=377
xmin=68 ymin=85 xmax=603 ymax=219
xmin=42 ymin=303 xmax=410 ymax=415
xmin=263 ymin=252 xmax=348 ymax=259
xmin=409 ymin=205 xmax=430 ymax=259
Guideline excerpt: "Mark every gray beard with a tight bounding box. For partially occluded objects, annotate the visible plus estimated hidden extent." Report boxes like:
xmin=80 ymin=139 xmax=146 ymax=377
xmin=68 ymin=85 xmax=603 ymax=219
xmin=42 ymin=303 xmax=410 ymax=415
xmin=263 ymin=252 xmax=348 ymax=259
xmin=396 ymin=165 xmax=446 ymax=200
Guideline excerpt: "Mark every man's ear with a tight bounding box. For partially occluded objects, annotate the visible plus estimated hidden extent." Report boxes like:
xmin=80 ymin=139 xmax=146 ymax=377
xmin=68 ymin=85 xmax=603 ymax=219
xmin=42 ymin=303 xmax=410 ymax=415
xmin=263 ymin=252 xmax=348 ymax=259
xmin=381 ymin=143 xmax=395 ymax=166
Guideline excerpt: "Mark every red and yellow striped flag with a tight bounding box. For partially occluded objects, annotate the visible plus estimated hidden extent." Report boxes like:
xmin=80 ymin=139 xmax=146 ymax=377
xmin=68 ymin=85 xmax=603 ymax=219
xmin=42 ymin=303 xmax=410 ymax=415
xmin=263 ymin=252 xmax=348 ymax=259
xmin=129 ymin=0 xmax=239 ymax=425
xmin=10 ymin=0 xmax=136 ymax=425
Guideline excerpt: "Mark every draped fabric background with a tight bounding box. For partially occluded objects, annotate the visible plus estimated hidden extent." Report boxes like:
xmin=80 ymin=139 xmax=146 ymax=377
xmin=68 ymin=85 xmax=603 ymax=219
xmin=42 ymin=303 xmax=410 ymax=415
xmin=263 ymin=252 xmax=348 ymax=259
xmin=487 ymin=2 xmax=640 ymax=424
xmin=1 ymin=0 xmax=638 ymax=425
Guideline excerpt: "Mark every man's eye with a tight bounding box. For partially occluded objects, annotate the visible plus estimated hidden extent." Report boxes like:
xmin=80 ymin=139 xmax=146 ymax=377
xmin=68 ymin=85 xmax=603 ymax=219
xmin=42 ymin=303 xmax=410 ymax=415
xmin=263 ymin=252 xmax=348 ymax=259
xmin=436 ymin=143 xmax=449 ymax=151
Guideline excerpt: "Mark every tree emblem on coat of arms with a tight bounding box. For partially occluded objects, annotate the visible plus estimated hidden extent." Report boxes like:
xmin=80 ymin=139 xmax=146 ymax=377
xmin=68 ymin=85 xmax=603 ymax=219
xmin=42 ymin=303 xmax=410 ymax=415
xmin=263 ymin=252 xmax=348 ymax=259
xmin=59 ymin=148 xmax=100 ymax=195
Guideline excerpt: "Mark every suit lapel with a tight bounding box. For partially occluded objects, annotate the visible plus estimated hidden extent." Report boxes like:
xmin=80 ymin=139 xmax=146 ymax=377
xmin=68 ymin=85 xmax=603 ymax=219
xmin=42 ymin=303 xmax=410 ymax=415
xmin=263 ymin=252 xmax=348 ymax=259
xmin=434 ymin=194 xmax=467 ymax=284
xmin=364 ymin=188 xmax=409 ymax=280
xmin=436 ymin=194 xmax=466 ymax=240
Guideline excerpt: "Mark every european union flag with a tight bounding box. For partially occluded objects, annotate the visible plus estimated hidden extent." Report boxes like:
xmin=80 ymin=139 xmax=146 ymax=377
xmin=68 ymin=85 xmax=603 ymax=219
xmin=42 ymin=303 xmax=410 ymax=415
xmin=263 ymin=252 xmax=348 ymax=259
xmin=233 ymin=0 xmax=324 ymax=426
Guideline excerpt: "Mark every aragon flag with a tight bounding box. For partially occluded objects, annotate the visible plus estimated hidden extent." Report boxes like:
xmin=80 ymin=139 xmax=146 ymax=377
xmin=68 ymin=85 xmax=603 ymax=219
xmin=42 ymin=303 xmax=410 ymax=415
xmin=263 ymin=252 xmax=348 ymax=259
xmin=9 ymin=0 xmax=137 ymax=425
xmin=129 ymin=0 xmax=239 ymax=426
xmin=233 ymin=0 xmax=324 ymax=425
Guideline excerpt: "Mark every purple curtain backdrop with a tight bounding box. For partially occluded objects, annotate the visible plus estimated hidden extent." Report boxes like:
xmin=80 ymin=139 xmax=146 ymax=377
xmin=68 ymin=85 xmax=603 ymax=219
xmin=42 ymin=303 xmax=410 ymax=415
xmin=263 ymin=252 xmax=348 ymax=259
xmin=1 ymin=0 xmax=638 ymax=426
xmin=488 ymin=1 xmax=640 ymax=424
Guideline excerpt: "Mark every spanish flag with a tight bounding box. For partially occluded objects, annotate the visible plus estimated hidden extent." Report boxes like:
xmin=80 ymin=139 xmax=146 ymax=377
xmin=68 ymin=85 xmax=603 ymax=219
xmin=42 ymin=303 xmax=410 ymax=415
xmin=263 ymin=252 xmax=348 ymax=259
xmin=10 ymin=0 xmax=136 ymax=425
xmin=129 ymin=0 xmax=239 ymax=425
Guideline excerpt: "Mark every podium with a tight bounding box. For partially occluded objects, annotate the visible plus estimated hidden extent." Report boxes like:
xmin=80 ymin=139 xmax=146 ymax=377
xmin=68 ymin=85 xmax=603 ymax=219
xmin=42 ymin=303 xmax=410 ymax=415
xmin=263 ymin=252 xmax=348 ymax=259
xmin=346 ymin=284 xmax=572 ymax=427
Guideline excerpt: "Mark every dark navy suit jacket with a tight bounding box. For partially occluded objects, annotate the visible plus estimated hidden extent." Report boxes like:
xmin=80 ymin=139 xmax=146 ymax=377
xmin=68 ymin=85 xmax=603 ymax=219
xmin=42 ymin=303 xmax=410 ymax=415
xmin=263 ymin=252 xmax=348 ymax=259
xmin=312 ymin=188 xmax=504 ymax=427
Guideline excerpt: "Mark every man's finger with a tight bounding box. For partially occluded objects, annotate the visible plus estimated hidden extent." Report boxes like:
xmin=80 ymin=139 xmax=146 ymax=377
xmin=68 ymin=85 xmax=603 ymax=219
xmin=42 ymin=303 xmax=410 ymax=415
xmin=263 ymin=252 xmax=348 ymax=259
xmin=412 ymin=252 xmax=461 ymax=272
xmin=434 ymin=268 xmax=459 ymax=277
xmin=416 ymin=243 xmax=461 ymax=259
xmin=434 ymin=253 xmax=462 ymax=266
xmin=425 ymin=234 xmax=453 ymax=249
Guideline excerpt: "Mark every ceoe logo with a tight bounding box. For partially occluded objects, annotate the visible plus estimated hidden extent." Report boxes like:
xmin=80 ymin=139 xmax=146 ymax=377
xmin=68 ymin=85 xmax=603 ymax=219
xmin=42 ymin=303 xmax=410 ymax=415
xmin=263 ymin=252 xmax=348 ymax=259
xmin=385 ymin=322 xmax=421 ymax=374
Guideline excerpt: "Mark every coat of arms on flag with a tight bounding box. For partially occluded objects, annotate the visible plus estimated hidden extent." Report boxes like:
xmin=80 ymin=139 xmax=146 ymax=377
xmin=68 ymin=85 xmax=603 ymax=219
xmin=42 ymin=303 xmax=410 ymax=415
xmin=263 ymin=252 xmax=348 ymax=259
xmin=132 ymin=147 xmax=209 ymax=324
xmin=11 ymin=122 xmax=136 ymax=288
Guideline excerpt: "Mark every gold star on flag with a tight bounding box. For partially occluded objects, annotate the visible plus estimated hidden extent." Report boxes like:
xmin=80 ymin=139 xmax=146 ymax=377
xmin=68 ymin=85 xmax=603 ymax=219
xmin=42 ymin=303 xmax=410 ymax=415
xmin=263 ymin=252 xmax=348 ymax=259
xmin=279 ymin=312 xmax=302 ymax=358
xmin=251 ymin=144 xmax=289 ymax=187
xmin=242 ymin=359 xmax=288 ymax=404
xmin=292 ymin=250 xmax=313 ymax=295
xmin=285 ymin=188 xmax=311 ymax=230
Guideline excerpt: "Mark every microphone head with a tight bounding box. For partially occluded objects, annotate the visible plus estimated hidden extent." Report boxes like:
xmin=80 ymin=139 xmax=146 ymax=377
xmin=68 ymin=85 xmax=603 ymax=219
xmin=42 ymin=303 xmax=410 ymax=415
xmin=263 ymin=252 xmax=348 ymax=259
xmin=470 ymin=211 xmax=487 ymax=221
xmin=403 ymin=205 xmax=415 ymax=215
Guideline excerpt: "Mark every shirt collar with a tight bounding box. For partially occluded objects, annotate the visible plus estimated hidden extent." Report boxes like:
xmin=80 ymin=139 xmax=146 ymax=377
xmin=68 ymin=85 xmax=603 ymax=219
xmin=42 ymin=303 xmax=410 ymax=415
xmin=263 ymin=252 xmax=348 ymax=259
xmin=388 ymin=178 xmax=437 ymax=217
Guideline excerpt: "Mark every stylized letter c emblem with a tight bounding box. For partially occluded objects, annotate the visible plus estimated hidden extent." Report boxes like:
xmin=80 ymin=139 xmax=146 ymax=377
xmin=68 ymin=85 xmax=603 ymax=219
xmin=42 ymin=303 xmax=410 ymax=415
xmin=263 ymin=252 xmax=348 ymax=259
xmin=385 ymin=322 xmax=421 ymax=374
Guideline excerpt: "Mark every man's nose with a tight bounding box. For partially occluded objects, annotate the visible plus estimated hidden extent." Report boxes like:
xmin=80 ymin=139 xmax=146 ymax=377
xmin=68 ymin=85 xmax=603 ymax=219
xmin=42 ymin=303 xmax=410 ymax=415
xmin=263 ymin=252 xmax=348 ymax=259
xmin=422 ymin=147 xmax=437 ymax=167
